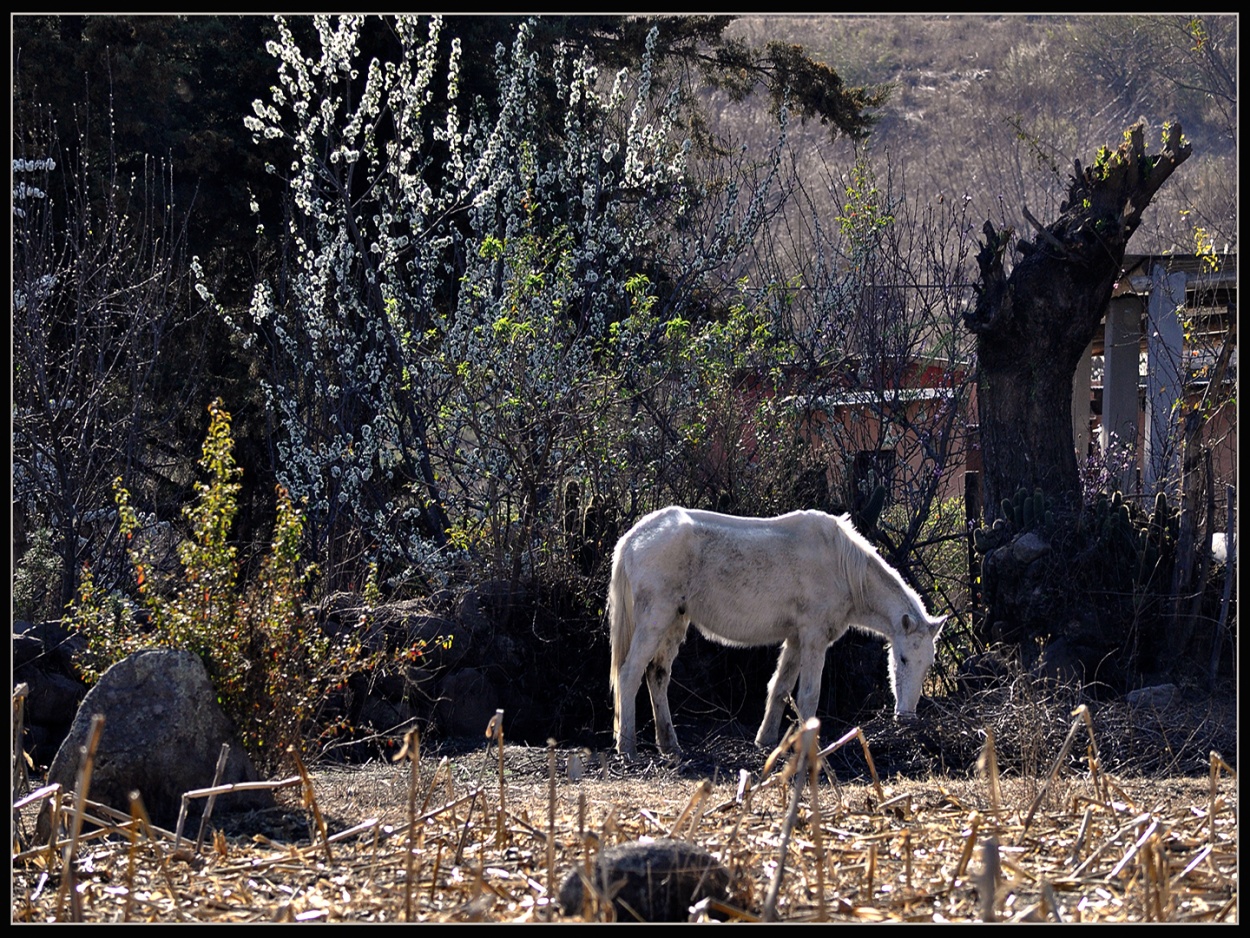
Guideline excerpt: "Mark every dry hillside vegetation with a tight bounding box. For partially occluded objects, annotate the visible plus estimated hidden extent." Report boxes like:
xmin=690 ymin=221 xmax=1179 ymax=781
xmin=12 ymin=683 xmax=1237 ymax=923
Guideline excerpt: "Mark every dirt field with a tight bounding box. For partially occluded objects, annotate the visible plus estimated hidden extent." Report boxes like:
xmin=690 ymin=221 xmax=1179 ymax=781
xmin=12 ymin=685 xmax=1238 ymax=923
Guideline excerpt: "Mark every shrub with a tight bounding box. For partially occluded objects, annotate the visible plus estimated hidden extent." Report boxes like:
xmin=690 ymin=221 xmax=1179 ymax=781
xmin=69 ymin=400 xmax=381 ymax=775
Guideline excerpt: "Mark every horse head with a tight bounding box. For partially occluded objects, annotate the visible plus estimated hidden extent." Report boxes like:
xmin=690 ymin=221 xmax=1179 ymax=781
xmin=890 ymin=612 xmax=947 ymax=721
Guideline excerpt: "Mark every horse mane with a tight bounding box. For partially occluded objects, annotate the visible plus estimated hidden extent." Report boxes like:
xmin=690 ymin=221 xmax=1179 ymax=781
xmin=828 ymin=512 xmax=924 ymax=619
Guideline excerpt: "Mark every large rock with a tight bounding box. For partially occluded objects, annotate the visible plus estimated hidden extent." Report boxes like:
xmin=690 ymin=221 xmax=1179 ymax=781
xmin=38 ymin=648 xmax=272 ymax=834
xmin=437 ymin=666 xmax=502 ymax=738
xmin=13 ymin=620 xmax=89 ymax=768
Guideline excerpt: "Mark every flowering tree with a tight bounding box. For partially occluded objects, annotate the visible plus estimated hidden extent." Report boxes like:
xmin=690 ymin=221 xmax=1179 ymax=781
xmin=227 ymin=15 xmax=794 ymax=593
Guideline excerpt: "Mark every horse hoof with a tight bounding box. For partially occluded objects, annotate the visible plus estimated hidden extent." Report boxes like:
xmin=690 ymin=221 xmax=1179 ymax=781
xmin=894 ymin=711 xmax=917 ymax=723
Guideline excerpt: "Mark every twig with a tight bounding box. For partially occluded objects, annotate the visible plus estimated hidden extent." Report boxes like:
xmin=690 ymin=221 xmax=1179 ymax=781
xmin=1022 ymin=203 xmax=1066 ymax=253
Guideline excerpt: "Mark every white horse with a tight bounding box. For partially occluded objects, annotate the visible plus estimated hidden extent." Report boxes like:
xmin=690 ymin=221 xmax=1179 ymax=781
xmin=608 ymin=506 xmax=947 ymax=756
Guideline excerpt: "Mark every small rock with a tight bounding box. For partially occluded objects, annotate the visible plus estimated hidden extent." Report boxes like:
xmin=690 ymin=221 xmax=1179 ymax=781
xmin=559 ymin=838 xmax=730 ymax=922
xmin=1126 ymin=683 xmax=1179 ymax=710
xmin=1010 ymin=531 xmax=1051 ymax=565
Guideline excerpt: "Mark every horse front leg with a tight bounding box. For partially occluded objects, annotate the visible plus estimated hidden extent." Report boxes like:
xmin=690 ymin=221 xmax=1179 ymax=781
xmin=792 ymin=639 xmax=827 ymax=730
xmin=756 ymin=638 xmax=801 ymax=749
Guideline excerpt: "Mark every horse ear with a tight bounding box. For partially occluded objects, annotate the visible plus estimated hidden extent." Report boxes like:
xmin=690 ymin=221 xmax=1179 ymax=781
xmin=930 ymin=614 xmax=948 ymax=635
xmin=901 ymin=613 xmax=914 ymax=633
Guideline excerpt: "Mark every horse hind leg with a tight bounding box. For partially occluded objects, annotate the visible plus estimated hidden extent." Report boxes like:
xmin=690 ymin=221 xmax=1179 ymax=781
xmin=614 ymin=603 xmax=679 ymax=757
xmin=645 ymin=627 xmax=686 ymax=756
xmin=756 ymin=637 xmax=802 ymax=749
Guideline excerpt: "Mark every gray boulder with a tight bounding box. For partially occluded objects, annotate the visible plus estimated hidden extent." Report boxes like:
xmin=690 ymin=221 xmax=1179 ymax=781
xmin=38 ymin=648 xmax=272 ymax=834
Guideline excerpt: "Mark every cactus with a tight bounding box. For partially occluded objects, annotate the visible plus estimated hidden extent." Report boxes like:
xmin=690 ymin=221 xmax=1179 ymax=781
xmin=974 ymin=486 xmax=1057 ymax=559
xmin=996 ymin=486 xmax=1054 ymax=531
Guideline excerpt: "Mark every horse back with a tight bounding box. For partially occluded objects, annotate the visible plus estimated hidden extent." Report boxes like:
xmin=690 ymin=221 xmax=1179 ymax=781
xmin=616 ymin=507 xmax=852 ymax=646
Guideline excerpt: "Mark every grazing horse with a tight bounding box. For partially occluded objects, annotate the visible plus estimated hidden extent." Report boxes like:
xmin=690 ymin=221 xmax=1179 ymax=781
xmin=608 ymin=506 xmax=947 ymax=756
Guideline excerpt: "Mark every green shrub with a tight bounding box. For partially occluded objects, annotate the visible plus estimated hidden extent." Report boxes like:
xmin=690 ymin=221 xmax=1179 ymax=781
xmin=69 ymin=400 xmax=381 ymax=775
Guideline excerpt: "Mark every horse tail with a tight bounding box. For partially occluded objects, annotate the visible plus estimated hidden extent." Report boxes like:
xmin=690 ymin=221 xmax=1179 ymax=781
xmin=607 ymin=542 xmax=634 ymax=739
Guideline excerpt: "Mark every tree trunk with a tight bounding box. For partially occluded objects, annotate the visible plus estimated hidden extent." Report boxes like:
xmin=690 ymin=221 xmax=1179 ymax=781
xmin=965 ymin=121 xmax=1192 ymax=518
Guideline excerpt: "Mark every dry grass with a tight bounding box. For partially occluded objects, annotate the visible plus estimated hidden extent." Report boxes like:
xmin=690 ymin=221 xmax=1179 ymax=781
xmin=11 ymin=697 xmax=1238 ymax=924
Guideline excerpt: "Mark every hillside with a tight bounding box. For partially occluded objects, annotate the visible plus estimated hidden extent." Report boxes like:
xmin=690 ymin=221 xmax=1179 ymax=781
xmin=718 ymin=15 xmax=1236 ymax=257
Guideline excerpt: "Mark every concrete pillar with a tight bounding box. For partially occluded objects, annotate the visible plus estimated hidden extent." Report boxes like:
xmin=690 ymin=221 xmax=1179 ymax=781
xmin=1143 ymin=265 xmax=1188 ymax=498
xmin=1101 ymin=295 xmax=1142 ymax=494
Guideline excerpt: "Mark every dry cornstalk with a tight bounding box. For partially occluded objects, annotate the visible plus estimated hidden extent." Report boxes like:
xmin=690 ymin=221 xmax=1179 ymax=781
xmin=546 ymin=738 xmax=557 ymax=920
xmin=805 ymin=721 xmax=827 ymax=921
xmin=1019 ymin=705 xmax=1098 ymax=841
xmin=978 ymin=725 xmax=1002 ymax=819
xmin=953 ymin=810 xmax=981 ymax=883
xmin=124 ymin=792 xmax=144 ymax=923
xmin=1208 ymin=750 xmax=1235 ymax=848
xmin=194 ymin=742 xmax=232 ymax=851
xmin=1071 ymin=812 xmax=1152 ymax=878
xmin=393 ymin=726 xmax=420 ymax=922
xmin=762 ymin=717 xmax=821 ymax=922
xmin=13 ymin=682 xmax=31 ymax=797
xmin=667 ymin=778 xmax=711 ymax=839
xmin=817 ymin=725 xmax=883 ymax=804
xmin=288 ymin=745 xmax=332 ymax=864
xmin=978 ymin=835 xmax=1000 ymax=922
xmin=1068 ymin=805 xmax=1093 ymax=867
xmin=486 ymin=710 xmax=506 ymax=846
xmin=55 ymin=712 xmax=105 ymax=922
